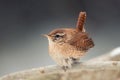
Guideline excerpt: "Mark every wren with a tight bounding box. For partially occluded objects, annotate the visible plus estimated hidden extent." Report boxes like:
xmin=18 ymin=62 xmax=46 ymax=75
xmin=44 ymin=12 xmax=94 ymax=71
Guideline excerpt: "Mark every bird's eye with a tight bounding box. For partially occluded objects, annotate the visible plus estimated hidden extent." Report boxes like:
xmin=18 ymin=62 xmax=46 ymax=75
xmin=55 ymin=34 xmax=60 ymax=38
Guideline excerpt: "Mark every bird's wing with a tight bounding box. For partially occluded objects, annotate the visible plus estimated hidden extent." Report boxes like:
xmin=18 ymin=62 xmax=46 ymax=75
xmin=68 ymin=33 xmax=94 ymax=51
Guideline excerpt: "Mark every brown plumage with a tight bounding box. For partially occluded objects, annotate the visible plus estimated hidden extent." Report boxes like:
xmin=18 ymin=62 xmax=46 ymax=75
xmin=44 ymin=12 xmax=94 ymax=71
xmin=76 ymin=12 xmax=86 ymax=32
xmin=68 ymin=32 xmax=94 ymax=51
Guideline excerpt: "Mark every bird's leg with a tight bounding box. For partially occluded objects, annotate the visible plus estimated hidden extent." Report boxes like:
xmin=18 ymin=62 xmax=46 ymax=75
xmin=71 ymin=57 xmax=80 ymax=64
xmin=61 ymin=58 xmax=72 ymax=71
xmin=62 ymin=66 xmax=69 ymax=72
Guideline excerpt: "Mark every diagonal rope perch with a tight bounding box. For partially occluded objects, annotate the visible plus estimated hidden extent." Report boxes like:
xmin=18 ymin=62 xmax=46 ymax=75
xmin=0 ymin=47 xmax=120 ymax=80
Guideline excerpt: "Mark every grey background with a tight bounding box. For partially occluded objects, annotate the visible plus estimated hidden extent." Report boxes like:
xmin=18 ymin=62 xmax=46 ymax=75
xmin=0 ymin=0 xmax=120 ymax=76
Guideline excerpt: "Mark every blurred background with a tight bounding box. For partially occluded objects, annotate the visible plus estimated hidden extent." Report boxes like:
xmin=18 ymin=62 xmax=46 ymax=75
xmin=0 ymin=0 xmax=120 ymax=76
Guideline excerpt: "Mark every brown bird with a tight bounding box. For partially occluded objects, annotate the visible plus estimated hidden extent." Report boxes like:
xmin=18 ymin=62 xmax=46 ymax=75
xmin=44 ymin=12 xmax=94 ymax=71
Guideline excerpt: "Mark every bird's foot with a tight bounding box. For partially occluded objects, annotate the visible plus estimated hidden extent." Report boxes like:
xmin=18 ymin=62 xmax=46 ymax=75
xmin=62 ymin=66 xmax=69 ymax=72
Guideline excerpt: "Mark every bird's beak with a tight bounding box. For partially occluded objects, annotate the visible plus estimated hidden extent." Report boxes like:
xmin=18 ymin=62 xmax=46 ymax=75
xmin=42 ymin=34 xmax=49 ymax=38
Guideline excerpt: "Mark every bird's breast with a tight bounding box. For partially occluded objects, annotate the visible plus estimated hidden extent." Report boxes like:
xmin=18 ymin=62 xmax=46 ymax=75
xmin=49 ymin=42 xmax=86 ymax=59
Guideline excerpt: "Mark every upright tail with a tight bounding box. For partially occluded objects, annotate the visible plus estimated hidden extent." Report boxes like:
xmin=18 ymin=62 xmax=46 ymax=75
xmin=76 ymin=12 xmax=86 ymax=32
